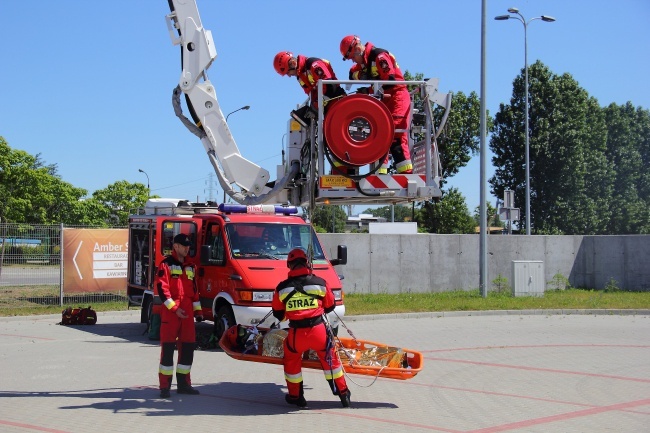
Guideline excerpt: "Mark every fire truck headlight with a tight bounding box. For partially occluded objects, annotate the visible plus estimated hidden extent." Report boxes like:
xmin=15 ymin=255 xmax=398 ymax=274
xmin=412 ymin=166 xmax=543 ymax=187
xmin=332 ymin=289 xmax=342 ymax=301
xmin=253 ymin=291 xmax=273 ymax=302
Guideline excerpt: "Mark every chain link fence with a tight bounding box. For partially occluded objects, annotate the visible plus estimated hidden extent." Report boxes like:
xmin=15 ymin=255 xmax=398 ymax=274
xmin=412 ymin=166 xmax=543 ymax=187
xmin=0 ymin=223 xmax=127 ymax=313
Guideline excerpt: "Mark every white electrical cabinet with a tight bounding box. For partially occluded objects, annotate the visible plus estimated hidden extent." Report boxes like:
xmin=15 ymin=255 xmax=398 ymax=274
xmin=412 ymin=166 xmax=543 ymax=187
xmin=512 ymin=261 xmax=545 ymax=297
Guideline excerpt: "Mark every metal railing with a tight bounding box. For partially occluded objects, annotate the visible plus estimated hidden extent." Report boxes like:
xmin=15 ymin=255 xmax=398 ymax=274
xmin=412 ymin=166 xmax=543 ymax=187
xmin=0 ymin=223 xmax=128 ymax=312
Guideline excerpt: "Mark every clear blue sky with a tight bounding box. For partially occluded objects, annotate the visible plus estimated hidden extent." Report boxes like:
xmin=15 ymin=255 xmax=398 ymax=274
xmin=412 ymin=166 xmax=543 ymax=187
xmin=2 ymin=0 xmax=649 ymax=214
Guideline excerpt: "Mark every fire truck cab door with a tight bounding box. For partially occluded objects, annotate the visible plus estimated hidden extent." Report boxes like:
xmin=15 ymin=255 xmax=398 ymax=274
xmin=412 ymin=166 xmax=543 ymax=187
xmin=199 ymin=222 xmax=235 ymax=300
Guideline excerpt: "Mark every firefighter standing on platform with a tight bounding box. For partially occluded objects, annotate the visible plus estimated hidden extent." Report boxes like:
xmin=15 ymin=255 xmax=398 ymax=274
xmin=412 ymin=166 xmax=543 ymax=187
xmin=273 ymin=51 xmax=352 ymax=175
xmin=156 ymin=233 xmax=203 ymax=399
xmin=339 ymin=35 xmax=413 ymax=174
xmin=273 ymin=51 xmax=346 ymax=109
xmin=272 ymin=248 xmax=351 ymax=408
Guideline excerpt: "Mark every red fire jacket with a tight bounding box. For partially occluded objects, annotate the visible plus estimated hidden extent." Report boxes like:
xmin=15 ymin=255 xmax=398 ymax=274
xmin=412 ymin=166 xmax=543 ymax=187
xmin=155 ymin=251 xmax=200 ymax=316
xmin=349 ymin=42 xmax=406 ymax=94
xmin=272 ymin=267 xmax=335 ymax=323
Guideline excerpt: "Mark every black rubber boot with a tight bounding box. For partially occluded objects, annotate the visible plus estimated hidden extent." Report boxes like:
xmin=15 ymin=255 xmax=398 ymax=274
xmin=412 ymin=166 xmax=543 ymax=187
xmin=159 ymin=388 xmax=171 ymax=399
xmin=176 ymin=373 xmax=200 ymax=395
xmin=285 ymin=394 xmax=307 ymax=407
xmin=339 ymin=389 xmax=351 ymax=408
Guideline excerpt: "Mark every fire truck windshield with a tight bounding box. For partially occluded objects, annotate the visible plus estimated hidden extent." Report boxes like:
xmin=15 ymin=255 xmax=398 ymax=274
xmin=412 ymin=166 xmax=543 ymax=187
xmin=225 ymin=223 xmax=325 ymax=260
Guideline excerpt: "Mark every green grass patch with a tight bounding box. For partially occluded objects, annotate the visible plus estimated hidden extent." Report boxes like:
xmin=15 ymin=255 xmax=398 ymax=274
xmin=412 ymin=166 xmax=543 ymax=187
xmin=343 ymin=289 xmax=650 ymax=315
xmin=0 ymin=286 xmax=131 ymax=316
xmin=1 ymin=287 xmax=649 ymax=318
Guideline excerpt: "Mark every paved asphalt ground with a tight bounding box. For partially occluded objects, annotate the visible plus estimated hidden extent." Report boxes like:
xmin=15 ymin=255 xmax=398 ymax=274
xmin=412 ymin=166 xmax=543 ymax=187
xmin=1 ymin=310 xmax=649 ymax=433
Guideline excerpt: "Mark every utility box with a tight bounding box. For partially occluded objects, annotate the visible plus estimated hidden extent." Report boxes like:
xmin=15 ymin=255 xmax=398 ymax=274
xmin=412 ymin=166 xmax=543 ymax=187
xmin=512 ymin=261 xmax=545 ymax=297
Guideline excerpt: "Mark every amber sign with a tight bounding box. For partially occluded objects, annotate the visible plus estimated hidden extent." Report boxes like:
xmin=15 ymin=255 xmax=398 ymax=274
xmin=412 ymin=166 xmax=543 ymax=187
xmin=63 ymin=228 xmax=128 ymax=293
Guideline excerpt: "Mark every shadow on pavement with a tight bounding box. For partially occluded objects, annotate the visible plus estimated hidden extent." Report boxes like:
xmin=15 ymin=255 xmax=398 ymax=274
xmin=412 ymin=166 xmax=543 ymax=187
xmin=1 ymin=382 xmax=397 ymax=416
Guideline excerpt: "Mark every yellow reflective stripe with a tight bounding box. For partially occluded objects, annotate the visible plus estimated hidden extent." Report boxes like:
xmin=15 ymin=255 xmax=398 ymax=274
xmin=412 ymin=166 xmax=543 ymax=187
xmin=284 ymin=372 xmax=303 ymax=383
xmin=176 ymin=364 xmax=192 ymax=375
xmin=159 ymin=365 xmax=174 ymax=376
xmin=164 ymin=299 xmax=176 ymax=309
xmin=302 ymin=284 xmax=326 ymax=298
xmin=185 ymin=268 xmax=195 ymax=279
xmin=193 ymin=302 xmax=201 ymax=311
xmin=370 ymin=64 xmax=379 ymax=78
xmin=323 ymin=365 xmax=344 ymax=380
xmin=396 ymin=160 xmax=413 ymax=173
xmin=170 ymin=266 xmax=182 ymax=277
xmin=278 ymin=287 xmax=295 ymax=302
xmin=279 ymin=285 xmax=325 ymax=302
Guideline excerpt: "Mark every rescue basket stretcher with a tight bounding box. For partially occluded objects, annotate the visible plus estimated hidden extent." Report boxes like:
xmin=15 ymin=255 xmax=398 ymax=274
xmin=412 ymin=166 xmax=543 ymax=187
xmin=219 ymin=325 xmax=423 ymax=380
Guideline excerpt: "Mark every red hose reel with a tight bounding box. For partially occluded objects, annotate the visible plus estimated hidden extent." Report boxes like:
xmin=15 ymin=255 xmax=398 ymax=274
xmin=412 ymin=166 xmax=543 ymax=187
xmin=324 ymin=94 xmax=394 ymax=167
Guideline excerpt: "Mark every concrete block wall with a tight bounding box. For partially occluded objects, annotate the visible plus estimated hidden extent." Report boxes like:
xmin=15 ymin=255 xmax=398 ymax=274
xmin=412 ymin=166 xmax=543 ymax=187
xmin=319 ymin=234 xmax=650 ymax=294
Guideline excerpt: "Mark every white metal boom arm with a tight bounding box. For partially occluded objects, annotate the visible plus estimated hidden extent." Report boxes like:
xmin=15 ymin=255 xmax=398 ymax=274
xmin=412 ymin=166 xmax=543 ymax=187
xmin=166 ymin=0 xmax=273 ymax=199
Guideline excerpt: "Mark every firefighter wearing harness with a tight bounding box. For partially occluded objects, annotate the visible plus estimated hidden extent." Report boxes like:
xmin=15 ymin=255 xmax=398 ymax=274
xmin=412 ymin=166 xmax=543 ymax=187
xmin=340 ymin=35 xmax=413 ymax=174
xmin=273 ymin=51 xmax=346 ymax=109
xmin=273 ymin=51 xmax=353 ymax=175
xmin=156 ymin=233 xmax=203 ymax=399
xmin=272 ymin=248 xmax=351 ymax=408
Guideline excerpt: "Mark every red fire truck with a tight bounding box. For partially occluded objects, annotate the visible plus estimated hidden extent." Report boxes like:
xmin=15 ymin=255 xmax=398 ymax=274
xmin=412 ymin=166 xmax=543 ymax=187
xmin=127 ymin=199 xmax=347 ymax=338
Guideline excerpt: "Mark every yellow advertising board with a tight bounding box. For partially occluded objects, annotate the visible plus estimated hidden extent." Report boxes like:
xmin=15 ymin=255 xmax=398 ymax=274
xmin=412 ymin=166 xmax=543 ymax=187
xmin=63 ymin=228 xmax=128 ymax=293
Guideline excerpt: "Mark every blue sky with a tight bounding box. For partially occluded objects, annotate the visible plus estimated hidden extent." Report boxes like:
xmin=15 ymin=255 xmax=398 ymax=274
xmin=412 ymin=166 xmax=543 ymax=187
xmin=2 ymin=0 xmax=649 ymax=214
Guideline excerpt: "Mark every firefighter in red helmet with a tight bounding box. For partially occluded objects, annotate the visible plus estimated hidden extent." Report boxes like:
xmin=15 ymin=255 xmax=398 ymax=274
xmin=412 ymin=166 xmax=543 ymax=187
xmin=272 ymin=248 xmax=351 ymax=408
xmin=274 ymin=51 xmax=352 ymax=175
xmin=155 ymin=233 xmax=203 ymax=399
xmin=340 ymin=35 xmax=413 ymax=174
xmin=273 ymin=51 xmax=346 ymax=109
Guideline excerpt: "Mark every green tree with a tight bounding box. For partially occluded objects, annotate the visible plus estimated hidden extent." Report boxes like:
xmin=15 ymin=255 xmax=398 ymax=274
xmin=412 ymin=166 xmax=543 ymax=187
xmin=489 ymin=61 xmax=614 ymax=234
xmin=92 ymin=180 xmax=149 ymax=226
xmin=404 ymin=71 xmax=490 ymax=185
xmin=417 ymin=187 xmax=475 ymax=234
xmin=603 ymin=102 xmax=650 ymax=234
xmin=65 ymin=198 xmax=112 ymax=227
xmin=360 ymin=204 xmax=415 ymax=222
xmin=305 ymin=205 xmax=347 ymax=233
xmin=0 ymin=137 xmax=88 ymax=224
xmin=473 ymin=201 xmax=504 ymax=230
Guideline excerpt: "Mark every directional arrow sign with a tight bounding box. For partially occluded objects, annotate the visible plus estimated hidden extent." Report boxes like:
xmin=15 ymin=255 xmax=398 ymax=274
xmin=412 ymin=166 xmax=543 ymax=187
xmin=63 ymin=229 xmax=128 ymax=293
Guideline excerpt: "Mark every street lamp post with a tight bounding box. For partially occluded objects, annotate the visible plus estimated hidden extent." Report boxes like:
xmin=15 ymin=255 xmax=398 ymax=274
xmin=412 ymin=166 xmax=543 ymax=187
xmin=495 ymin=8 xmax=555 ymax=235
xmin=223 ymin=105 xmax=250 ymax=203
xmin=138 ymin=169 xmax=150 ymax=197
xmin=225 ymin=105 xmax=250 ymax=122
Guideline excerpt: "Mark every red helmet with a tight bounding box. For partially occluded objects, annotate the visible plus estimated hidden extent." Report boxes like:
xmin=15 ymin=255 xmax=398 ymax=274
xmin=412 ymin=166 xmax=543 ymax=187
xmin=273 ymin=51 xmax=294 ymax=76
xmin=340 ymin=35 xmax=360 ymax=60
xmin=287 ymin=248 xmax=308 ymax=264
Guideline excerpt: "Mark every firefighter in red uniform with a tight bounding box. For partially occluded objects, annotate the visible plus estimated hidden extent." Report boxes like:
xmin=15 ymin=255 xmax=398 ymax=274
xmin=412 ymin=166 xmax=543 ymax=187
xmin=273 ymin=51 xmax=346 ymax=109
xmin=272 ymin=248 xmax=351 ymax=408
xmin=340 ymin=35 xmax=413 ymax=174
xmin=273 ymin=51 xmax=352 ymax=175
xmin=156 ymin=233 xmax=203 ymax=398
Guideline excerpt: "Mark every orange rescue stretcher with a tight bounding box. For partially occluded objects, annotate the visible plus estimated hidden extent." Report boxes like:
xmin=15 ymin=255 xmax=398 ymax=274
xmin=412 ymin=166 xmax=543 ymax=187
xmin=219 ymin=325 xmax=423 ymax=380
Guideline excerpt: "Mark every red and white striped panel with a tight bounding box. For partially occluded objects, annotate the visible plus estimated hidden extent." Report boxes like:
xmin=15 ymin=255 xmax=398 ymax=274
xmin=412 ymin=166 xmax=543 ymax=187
xmin=359 ymin=174 xmax=427 ymax=190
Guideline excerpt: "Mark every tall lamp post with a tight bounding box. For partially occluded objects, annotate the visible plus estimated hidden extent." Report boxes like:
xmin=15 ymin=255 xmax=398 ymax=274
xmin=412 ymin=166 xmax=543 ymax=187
xmin=138 ymin=168 xmax=150 ymax=197
xmin=223 ymin=105 xmax=250 ymax=202
xmin=226 ymin=105 xmax=250 ymax=122
xmin=495 ymin=8 xmax=555 ymax=235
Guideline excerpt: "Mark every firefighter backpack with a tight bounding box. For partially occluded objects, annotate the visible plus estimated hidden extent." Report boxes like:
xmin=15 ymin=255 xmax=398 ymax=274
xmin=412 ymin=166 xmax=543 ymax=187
xmin=60 ymin=306 xmax=97 ymax=325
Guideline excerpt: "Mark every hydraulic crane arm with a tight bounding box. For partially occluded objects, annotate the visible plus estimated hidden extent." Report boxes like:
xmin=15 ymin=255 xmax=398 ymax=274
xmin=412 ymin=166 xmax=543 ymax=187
xmin=166 ymin=0 xmax=277 ymax=201
xmin=165 ymin=0 xmax=451 ymax=208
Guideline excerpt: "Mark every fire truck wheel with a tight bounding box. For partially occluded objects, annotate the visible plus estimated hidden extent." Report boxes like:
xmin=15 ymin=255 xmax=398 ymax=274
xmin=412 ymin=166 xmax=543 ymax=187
xmin=214 ymin=305 xmax=235 ymax=340
xmin=141 ymin=295 xmax=152 ymax=324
